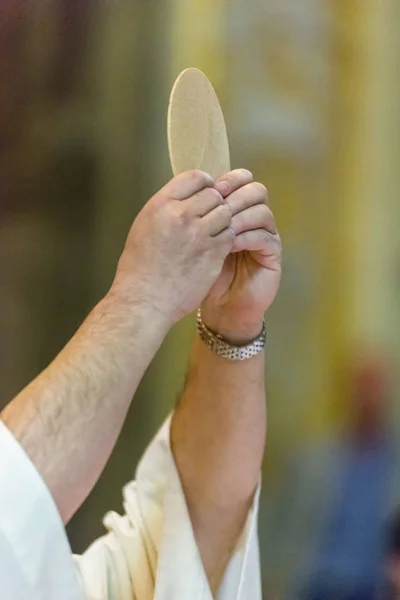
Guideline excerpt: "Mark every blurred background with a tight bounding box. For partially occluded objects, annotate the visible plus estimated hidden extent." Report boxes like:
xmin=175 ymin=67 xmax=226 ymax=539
xmin=1 ymin=0 xmax=400 ymax=598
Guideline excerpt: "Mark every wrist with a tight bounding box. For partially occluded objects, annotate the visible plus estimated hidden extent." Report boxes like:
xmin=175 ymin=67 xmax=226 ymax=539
xmin=106 ymin=283 xmax=174 ymax=334
xmin=200 ymin=306 xmax=265 ymax=346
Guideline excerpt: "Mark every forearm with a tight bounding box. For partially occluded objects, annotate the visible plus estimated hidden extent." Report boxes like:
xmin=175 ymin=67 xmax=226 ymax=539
xmin=1 ymin=291 xmax=170 ymax=523
xmin=0 ymin=168 xmax=236 ymax=526
xmin=171 ymin=318 xmax=266 ymax=591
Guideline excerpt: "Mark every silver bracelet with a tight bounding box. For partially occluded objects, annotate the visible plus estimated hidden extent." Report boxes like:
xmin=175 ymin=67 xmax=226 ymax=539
xmin=196 ymin=308 xmax=266 ymax=360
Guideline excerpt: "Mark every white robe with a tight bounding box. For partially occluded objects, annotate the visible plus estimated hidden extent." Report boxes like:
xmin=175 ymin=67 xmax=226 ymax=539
xmin=0 ymin=416 xmax=262 ymax=600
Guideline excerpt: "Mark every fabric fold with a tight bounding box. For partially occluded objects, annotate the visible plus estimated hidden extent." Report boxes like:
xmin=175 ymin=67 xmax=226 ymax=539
xmin=0 ymin=419 xmax=82 ymax=600
xmin=75 ymin=415 xmax=262 ymax=599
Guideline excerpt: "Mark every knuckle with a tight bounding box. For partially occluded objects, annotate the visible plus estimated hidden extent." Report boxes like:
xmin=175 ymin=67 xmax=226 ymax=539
xmin=237 ymin=168 xmax=253 ymax=181
xmin=168 ymin=202 xmax=190 ymax=226
xmin=266 ymin=205 xmax=274 ymax=218
xmin=219 ymin=227 xmax=235 ymax=248
xmin=226 ymin=168 xmax=253 ymax=182
xmin=227 ymin=227 xmax=236 ymax=244
xmin=252 ymin=181 xmax=268 ymax=198
xmin=149 ymin=191 xmax=166 ymax=212
xmin=210 ymin=203 xmax=231 ymax=222
xmin=216 ymin=205 xmax=233 ymax=226
xmin=233 ymin=235 xmax=244 ymax=252
xmin=231 ymin=215 xmax=245 ymax=234
xmin=266 ymin=207 xmax=277 ymax=231
xmin=259 ymin=204 xmax=272 ymax=219
xmin=221 ymin=172 xmax=234 ymax=186
xmin=206 ymin=187 xmax=224 ymax=205
xmin=178 ymin=207 xmax=191 ymax=226
xmin=224 ymin=230 xmax=236 ymax=252
xmin=187 ymin=169 xmax=212 ymax=187
xmin=231 ymin=211 xmax=244 ymax=230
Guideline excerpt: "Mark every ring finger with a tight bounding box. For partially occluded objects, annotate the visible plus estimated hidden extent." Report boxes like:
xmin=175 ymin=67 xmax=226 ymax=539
xmin=225 ymin=182 xmax=268 ymax=216
xmin=201 ymin=203 xmax=232 ymax=236
xmin=231 ymin=204 xmax=277 ymax=236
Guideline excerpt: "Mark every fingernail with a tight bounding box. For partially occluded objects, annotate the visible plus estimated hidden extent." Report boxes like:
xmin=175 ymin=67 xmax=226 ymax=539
xmin=215 ymin=180 xmax=229 ymax=196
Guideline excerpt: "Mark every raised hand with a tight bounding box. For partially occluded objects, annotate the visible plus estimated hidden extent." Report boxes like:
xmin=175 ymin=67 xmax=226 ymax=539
xmin=201 ymin=169 xmax=282 ymax=344
xmin=111 ymin=170 xmax=235 ymax=325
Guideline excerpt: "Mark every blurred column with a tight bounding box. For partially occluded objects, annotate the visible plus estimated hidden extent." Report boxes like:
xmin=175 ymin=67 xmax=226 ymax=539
xmin=336 ymin=0 xmax=400 ymax=353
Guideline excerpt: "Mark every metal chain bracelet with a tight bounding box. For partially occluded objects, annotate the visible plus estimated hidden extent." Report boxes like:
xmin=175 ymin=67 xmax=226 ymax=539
xmin=196 ymin=308 xmax=266 ymax=360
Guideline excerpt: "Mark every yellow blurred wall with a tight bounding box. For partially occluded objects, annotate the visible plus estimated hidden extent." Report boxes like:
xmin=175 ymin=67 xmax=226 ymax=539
xmin=162 ymin=0 xmax=400 ymax=447
xmin=162 ymin=0 xmax=341 ymax=452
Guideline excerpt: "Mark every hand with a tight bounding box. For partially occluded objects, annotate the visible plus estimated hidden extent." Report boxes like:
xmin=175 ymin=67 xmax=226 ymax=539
xmin=201 ymin=169 xmax=282 ymax=344
xmin=111 ymin=170 xmax=234 ymax=325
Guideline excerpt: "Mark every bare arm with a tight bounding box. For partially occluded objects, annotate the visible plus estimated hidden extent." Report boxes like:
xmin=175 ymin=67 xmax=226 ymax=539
xmin=1 ymin=294 xmax=169 ymax=524
xmin=1 ymin=170 xmax=234 ymax=524
xmin=171 ymin=169 xmax=281 ymax=593
xmin=171 ymin=325 xmax=266 ymax=592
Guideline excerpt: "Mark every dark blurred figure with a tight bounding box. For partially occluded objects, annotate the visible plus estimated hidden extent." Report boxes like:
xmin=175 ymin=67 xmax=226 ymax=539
xmin=304 ymin=357 xmax=395 ymax=599
xmin=383 ymin=510 xmax=400 ymax=599
xmin=262 ymin=355 xmax=400 ymax=600
xmin=301 ymin=356 xmax=399 ymax=600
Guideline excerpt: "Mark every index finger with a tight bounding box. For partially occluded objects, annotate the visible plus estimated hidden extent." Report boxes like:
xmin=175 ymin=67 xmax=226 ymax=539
xmin=214 ymin=169 xmax=254 ymax=198
xmin=162 ymin=170 xmax=214 ymax=201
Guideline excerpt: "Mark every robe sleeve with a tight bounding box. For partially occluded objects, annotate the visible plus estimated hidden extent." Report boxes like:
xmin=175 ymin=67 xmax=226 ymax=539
xmin=0 ymin=419 xmax=83 ymax=600
xmin=74 ymin=415 xmax=262 ymax=600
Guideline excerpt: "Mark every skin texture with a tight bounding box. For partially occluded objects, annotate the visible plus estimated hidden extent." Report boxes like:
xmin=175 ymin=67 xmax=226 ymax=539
xmin=171 ymin=169 xmax=282 ymax=591
xmin=1 ymin=170 xmax=234 ymax=524
xmin=1 ymin=168 xmax=282 ymax=593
